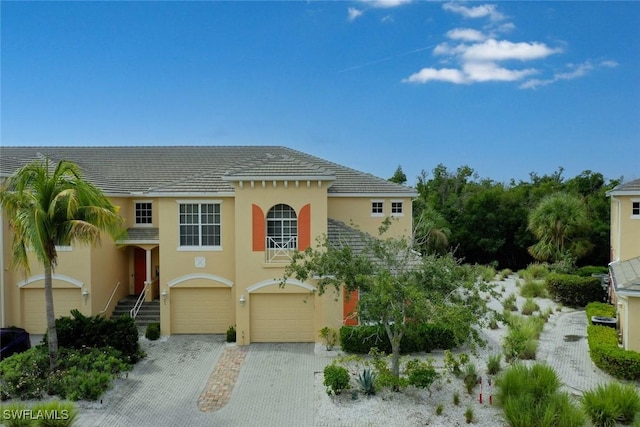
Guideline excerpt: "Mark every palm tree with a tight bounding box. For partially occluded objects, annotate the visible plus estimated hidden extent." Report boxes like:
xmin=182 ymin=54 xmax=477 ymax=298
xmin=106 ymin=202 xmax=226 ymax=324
xmin=527 ymin=192 xmax=591 ymax=263
xmin=0 ymin=158 xmax=123 ymax=370
xmin=414 ymin=205 xmax=451 ymax=255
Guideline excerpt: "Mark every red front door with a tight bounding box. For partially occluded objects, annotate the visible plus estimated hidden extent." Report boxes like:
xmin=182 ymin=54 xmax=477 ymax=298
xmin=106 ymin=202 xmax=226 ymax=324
xmin=134 ymin=248 xmax=146 ymax=295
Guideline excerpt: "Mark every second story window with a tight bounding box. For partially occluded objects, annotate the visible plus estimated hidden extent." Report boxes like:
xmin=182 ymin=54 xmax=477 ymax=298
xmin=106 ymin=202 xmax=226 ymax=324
xmin=632 ymin=200 xmax=640 ymax=218
xmin=391 ymin=200 xmax=404 ymax=216
xmin=135 ymin=202 xmax=153 ymax=225
xmin=179 ymin=203 xmax=221 ymax=248
xmin=266 ymin=204 xmax=297 ymax=250
xmin=371 ymin=200 xmax=384 ymax=217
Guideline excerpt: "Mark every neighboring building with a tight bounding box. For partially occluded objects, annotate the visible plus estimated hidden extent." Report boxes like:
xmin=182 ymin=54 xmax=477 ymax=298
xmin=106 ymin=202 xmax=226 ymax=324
xmin=607 ymin=178 xmax=640 ymax=352
xmin=0 ymin=146 xmax=416 ymax=344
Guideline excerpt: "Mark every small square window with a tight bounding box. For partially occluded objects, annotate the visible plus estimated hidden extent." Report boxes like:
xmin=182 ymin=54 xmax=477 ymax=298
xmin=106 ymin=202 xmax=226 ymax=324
xmin=391 ymin=201 xmax=403 ymax=215
xmin=371 ymin=201 xmax=383 ymax=216
xmin=632 ymin=201 xmax=640 ymax=217
xmin=135 ymin=202 xmax=153 ymax=225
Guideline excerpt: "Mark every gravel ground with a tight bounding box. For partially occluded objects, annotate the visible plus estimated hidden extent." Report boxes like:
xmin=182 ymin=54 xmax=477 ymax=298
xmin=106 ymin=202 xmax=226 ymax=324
xmin=313 ymin=275 xmax=569 ymax=427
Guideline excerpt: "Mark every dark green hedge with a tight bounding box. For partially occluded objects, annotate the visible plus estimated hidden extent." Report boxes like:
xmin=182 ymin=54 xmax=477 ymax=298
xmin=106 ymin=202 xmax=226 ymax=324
xmin=545 ymin=273 xmax=606 ymax=307
xmin=575 ymin=266 xmax=609 ymax=277
xmin=45 ymin=309 xmax=143 ymax=363
xmin=339 ymin=323 xmax=456 ymax=354
xmin=585 ymin=303 xmax=640 ymax=381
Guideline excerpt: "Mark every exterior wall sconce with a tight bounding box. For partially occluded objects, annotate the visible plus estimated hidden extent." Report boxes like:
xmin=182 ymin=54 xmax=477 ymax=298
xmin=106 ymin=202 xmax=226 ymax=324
xmin=82 ymin=289 xmax=89 ymax=304
xmin=161 ymin=290 xmax=168 ymax=304
xmin=239 ymin=294 xmax=246 ymax=305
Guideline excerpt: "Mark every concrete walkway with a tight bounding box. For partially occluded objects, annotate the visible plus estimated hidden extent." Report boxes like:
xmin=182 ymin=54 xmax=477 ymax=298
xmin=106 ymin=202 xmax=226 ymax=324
xmin=537 ymin=309 xmax=615 ymax=394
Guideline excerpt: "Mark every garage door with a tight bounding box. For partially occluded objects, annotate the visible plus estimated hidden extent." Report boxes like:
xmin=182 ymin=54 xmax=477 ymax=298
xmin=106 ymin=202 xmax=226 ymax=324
xmin=22 ymin=288 xmax=81 ymax=334
xmin=171 ymin=288 xmax=231 ymax=334
xmin=251 ymin=294 xmax=315 ymax=342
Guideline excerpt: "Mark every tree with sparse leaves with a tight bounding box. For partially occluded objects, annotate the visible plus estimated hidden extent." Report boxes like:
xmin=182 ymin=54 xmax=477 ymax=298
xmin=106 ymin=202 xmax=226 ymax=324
xmin=0 ymin=159 xmax=124 ymax=370
xmin=281 ymin=218 xmax=489 ymax=385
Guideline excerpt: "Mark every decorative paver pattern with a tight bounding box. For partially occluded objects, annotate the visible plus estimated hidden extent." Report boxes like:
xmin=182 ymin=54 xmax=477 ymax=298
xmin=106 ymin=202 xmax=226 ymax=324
xmin=198 ymin=345 xmax=248 ymax=412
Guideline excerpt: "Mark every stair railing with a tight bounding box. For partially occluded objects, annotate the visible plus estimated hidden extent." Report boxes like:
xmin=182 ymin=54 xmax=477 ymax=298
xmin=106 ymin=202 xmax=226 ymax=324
xmin=99 ymin=282 xmax=121 ymax=315
xmin=130 ymin=281 xmax=150 ymax=319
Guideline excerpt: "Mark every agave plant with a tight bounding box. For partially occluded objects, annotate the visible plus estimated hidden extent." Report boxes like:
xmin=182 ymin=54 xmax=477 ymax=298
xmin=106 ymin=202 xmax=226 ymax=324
xmin=356 ymin=369 xmax=377 ymax=395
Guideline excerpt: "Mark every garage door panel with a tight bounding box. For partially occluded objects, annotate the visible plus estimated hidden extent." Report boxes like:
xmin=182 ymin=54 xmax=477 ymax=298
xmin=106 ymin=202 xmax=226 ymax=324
xmin=22 ymin=289 xmax=81 ymax=334
xmin=251 ymin=294 xmax=314 ymax=342
xmin=171 ymin=288 xmax=231 ymax=334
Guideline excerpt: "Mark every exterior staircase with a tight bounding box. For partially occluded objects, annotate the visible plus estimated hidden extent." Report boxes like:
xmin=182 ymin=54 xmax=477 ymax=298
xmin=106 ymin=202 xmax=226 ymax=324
xmin=111 ymin=296 xmax=160 ymax=329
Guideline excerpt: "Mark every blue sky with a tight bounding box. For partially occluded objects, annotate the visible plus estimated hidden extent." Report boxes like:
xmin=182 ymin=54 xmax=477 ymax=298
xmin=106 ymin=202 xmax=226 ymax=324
xmin=2 ymin=1 xmax=638 ymax=185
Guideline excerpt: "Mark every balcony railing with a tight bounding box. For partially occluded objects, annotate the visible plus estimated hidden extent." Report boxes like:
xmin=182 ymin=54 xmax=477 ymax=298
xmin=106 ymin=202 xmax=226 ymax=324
xmin=265 ymin=236 xmax=297 ymax=263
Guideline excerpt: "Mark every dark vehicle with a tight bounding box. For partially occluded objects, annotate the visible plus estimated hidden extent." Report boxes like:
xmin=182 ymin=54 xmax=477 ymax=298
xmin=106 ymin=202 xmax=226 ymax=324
xmin=0 ymin=327 xmax=31 ymax=360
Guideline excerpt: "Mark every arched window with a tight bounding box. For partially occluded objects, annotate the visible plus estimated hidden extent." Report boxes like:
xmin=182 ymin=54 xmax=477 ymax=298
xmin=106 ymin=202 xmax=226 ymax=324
xmin=266 ymin=204 xmax=297 ymax=251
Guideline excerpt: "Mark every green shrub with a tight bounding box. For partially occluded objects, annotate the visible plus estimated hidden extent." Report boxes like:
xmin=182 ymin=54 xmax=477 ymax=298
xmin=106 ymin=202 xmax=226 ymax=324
xmin=443 ymin=350 xmax=469 ymax=378
xmin=487 ymin=353 xmax=502 ymax=375
xmin=587 ymin=324 xmax=640 ymax=380
xmin=502 ymin=293 xmax=518 ymax=312
xmin=0 ymin=346 xmax=131 ymax=401
xmin=226 ymin=325 xmax=236 ymax=343
xmin=521 ymin=298 xmax=539 ymax=316
xmin=145 ymin=323 xmax=160 ymax=340
xmin=48 ymin=309 xmax=143 ymax=364
xmin=367 ymin=347 xmax=407 ymax=390
xmin=463 ymin=363 xmax=479 ymax=394
xmin=405 ymin=358 xmax=438 ymax=391
xmin=435 ymin=403 xmax=444 ymax=415
xmin=464 ymin=406 xmax=475 ymax=424
xmin=496 ymin=363 xmax=583 ymax=427
xmin=318 ymin=326 xmax=338 ymax=351
xmin=575 ymin=266 xmax=609 ymax=277
xmin=546 ymin=273 xmax=606 ymax=307
xmin=586 ymin=302 xmax=616 ymax=321
xmin=520 ymin=279 xmax=548 ymax=298
xmin=339 ymin=323 xmax=456 ymax=354
xmin=477 ymin=265 xmax=496 ymax=282
xmin=453 ymin=390 xmax=460 ymax=406
xmin=503 ymin=315 xmax=544 ymax=362
xmin=323 ymin=363 xmax=350 ymax=396
xmin=519 ymin=263 xmax=550 ymax=281
xmin=499 ymin=268 xmax=513 ymax=280
xmin=582 ymin=382 xmax=640 ymax=426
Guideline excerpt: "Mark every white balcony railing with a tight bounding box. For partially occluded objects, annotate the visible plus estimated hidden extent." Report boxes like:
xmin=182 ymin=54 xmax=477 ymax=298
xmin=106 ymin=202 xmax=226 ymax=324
xmin=265 ymin=236 xmax=297 ymax=263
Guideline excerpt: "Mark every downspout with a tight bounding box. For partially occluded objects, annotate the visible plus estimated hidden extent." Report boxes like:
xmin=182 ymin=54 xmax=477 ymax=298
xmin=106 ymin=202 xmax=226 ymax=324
xmin=611 ymin=196 xmax=621 ymax=262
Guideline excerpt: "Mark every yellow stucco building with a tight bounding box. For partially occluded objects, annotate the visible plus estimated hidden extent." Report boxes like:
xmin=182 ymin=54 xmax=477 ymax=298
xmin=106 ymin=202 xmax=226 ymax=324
xmin=607 ymin=177 xmax=640 ymax=352
xmin=0 ymin=146 xmax=416 ymax=344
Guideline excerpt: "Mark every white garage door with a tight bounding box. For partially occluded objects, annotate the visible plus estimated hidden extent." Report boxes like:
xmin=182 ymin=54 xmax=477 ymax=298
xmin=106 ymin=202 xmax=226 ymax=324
xmin=250 ymin=294 xmax=315 ymax=342
xmin=171 ymin=288 xmax=231 ymax=334
xmin=22 ymin=288 xmax=81 ymax=334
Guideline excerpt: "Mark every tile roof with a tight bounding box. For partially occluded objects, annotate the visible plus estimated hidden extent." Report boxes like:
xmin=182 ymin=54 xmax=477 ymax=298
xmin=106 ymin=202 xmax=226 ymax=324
xmin=607 ymin=178 xmax=640 ymax=195
xmin=610 ymin=257 xmax=640 ymax=294
xmin=327 ymin=219 xmax=369 ymax=255
xmin=122 ymin=228 xmax=160 ymax=242
xmin=0 ymin=146 xmax=415 ymax=196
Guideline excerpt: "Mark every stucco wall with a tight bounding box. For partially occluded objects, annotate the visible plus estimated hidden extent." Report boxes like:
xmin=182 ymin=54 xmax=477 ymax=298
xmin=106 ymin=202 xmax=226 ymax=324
xmin=328 ymin=196 xmax=414 ymax=237
xmin=611 ymin=195 xmax=640 ymax=262
xmin=157 ymin=196 xmax=236 ymax=335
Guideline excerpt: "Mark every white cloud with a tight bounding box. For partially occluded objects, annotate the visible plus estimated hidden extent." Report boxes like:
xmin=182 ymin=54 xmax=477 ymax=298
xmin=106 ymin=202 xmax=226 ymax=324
xmin=446 ymin=28 xmax=486 ymax=42
xmin=462 ymin=39 xmax=561 ymax=62
xmin=348 ymin=7 xmax=363 ymax=21
xmin=443 ymin=2 xmax=504 ymax=21
xmin=381 ymin=15 xmax=394 ymax=23
xmin=402 ymin=67 xmax=468 ymax=84
xmin=361 ymin=0 xmax=412 ymax=8
xmin=463 ymin=62 xmax=538 ymax=82
xmin=520 ymin=60 xmax=617 ymax=89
